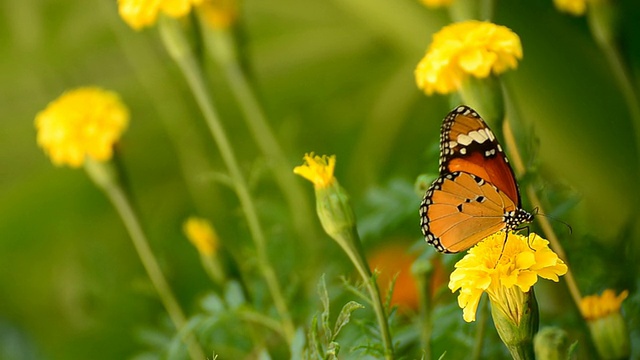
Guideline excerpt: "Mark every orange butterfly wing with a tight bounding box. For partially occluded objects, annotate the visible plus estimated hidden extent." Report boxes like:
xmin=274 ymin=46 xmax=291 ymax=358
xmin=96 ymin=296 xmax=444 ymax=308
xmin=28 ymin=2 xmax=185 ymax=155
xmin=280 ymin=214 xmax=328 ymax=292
xmin=420 ymin=105 xmax=529 ymax=253
xmin=420 ymin=172 xmax=517 ymax=253
xmin=439 ymin=106 xmax=520 ymax=207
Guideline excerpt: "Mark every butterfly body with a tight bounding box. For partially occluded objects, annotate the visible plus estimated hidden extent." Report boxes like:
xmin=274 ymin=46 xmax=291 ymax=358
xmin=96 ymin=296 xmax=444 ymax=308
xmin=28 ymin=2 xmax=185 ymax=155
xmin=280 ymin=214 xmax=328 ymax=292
xmin=420 ymin=105 xmax=533 ymax=253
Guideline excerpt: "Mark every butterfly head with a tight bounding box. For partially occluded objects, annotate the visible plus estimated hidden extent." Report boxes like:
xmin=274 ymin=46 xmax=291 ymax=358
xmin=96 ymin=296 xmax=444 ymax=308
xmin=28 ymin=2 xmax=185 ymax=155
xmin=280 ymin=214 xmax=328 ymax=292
xmin=503 ymin=208 xmax=534 ymax=232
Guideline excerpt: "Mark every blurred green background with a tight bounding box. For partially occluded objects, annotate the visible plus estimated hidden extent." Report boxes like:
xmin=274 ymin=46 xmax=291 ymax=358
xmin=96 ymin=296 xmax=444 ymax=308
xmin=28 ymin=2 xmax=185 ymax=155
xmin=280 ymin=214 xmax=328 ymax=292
xmin=2 ymin=0 xmax=640 ymax=359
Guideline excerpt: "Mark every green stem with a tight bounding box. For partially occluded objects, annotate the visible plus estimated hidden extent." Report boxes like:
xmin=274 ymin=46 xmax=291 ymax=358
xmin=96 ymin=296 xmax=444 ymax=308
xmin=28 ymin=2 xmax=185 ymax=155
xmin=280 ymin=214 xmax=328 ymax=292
xmin=598 ymin=41 xmax=640 ymax=170
xmin=587 ymin=1 xmax=640 ymax=172
xmin=503 ymin=119 xmax=583 ymax=312
xmin=471 ymin=297 xmax=488 ymax=360
xmin=201 ymin=254 xmax=226 ymax=285
xmin=504 ymin=343 xmax=535 ymax=360
xmin=334 ymin=230 xmax=395 ymax=360
xmin=158 ymin=16 xmax=296 ymax=345
xmin=201 ymin=26 xmax=317 ymax=243
xmin=84 ymin=159 xmax=206 ymax=360
xmin=449 ymin=0 xmax=495 ymax=21
xmin=416 ymin=271 xmax=432 ymax=359
xmin=238 ymin=308 xmax=288 ymax=339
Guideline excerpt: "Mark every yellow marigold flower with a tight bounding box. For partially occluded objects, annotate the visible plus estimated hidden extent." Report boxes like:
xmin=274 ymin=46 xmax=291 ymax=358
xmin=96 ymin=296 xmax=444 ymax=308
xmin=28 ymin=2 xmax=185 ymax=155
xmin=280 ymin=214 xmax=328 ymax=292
xmin=553 ymin=0 xmax=587 ymax=16
xmin=581 ymin=289 xmax=628 ymax=321
xmin=118 ymin=0 xmax=204 ymax=30
xmin=183 ymin=217 xmax=219 ymax=256
xmin=419 ymin=0 xmax=453 ymax=9
xmin=581 ymin=290 xmax=630 ymax=359
xmin=295 ymin=152 xmax=356 ymax=244
xmin=293 ymin=153 xmax=336 ymax=190
xmin=198 ymin=0 xmax=238 ymax=30
xmin=415 ymin=20 xmax=523 ymax=95
xmin=449 ymin=232 xmax=567 ymax=323
xmin=35 ymin=87 xmax=129 ymax=168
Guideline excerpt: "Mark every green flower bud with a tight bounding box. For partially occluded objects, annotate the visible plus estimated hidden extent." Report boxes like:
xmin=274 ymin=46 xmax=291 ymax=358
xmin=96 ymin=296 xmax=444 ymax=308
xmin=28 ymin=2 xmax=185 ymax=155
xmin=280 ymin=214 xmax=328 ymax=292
xmin=534 ymin=327 xmax=570 ymax=360
xmin=315 ymin=181 xmax=357 ymax=241
xmin=581 ymin=290 xmax=630 ymax=360
xmin=490 ymin=287 xmax=539 ymax=360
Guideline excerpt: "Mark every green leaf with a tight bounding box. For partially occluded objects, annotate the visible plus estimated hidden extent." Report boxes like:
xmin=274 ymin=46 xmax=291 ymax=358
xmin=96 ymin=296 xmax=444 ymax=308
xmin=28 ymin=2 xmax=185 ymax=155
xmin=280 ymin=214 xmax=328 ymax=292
xmin=325 ymin=341 xmax=340 ymax=360
xmin=568 ymin=341 xmax=579 ymax=359
xmin=201 ymin=293 xmax=225 ymax=314
xmin=332 ymin=301 xmax=364 ymax=340
xmin=257 ymin=348 xmax=271 ymax=360
xmin=317 ymin=275 xmax=332 ymax=342
xmin=308 ymin=314 xmax=322 ymax=360
xmin=383 ymin=272 xmax=398 ymax=313
xmin=290 ymin=327 xmax=306 ymax=360
xmin=224 ymin=280 xmax=246 ymax=309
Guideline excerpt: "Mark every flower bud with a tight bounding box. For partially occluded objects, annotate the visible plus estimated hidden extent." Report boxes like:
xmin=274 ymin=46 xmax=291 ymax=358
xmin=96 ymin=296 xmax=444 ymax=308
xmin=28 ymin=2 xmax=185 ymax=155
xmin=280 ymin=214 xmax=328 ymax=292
xmin=490 ymin=287 xmax=539 ymax=360
xmin=534 ymin=327 xmax=570 ymax=360
xmin=581 ymin=290 xmax=630 ymax=360
xmin=314 ymin=181 xmax=357 ymax=241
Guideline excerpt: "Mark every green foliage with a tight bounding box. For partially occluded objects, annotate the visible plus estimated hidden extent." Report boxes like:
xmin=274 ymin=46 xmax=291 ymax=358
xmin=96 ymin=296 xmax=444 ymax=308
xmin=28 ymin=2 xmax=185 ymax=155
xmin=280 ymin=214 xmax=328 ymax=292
xmin=306 ymin=276 xmax=365 ymax=359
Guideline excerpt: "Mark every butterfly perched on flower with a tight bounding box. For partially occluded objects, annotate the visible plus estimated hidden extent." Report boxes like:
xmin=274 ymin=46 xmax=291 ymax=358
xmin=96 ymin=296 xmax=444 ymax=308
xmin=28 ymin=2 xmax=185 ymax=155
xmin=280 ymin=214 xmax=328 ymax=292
xmin=420 ymin=105 xmax=533 ymax=253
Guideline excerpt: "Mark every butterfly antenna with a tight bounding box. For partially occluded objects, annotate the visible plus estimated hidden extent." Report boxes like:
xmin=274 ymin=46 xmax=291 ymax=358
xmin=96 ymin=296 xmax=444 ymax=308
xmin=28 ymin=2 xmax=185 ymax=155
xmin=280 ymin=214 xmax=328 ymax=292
xmin=535 ymin=210 xmax=573 ymax=235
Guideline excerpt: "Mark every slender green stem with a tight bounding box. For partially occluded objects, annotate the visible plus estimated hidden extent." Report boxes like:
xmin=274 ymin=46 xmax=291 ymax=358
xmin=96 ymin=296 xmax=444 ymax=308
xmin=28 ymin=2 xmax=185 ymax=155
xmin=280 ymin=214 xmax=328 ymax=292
xmin=416 ymin=271 xmax=432 ymax=359
xmin=201 ymin=27 xmax=317 ymax=242
xmin=84 ymin=160 xmax=206 ymax=360
xmin=238 ymin=308 xmax=288 ymax=338
xmin=598 ymin=41 xmax=640 ymax=171
xmin=471 ymin=297 xmax=488 ymax=360
xmin=158 ymin=16 xmax=295 ymax=344
xmin=587 ymin=2 xmax=640 ymax=171
xmin=201 ymin=254 xmax=225 ymax=285
xmin=334 ymin=230 xmax=395 ymax=360
xmin=449 ymin=0 xmax=495 ymax=21
xmin=503 ymin=119 xmax=583 ymax=311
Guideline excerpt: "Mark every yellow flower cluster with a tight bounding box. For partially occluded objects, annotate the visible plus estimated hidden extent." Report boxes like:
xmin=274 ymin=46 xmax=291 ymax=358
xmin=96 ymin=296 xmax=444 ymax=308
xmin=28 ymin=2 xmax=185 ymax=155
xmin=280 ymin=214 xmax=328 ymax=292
xmin=449 ymin=232 xmax=567 ymax=322
xmin=415 ymin=20 xmax=522 ymax=95
xmin=293 ymin=153 xmax=336 ymax=190
xmin=199 ymin=0 xmax=238 ymax=30
xmin=553 ymin=0 xmax=587 ymax=16
xmin=581 ymin=289 xmax=628 ymax=321
xmin=35 ymin=87 xmax=129 ymax=168
xmin=183 ymin=217 xmax=219 ymax=256
xmin=419 ymin=0 xmax=453 ymax=9
xmin=118 ymin=0 xmax=204 ymax=30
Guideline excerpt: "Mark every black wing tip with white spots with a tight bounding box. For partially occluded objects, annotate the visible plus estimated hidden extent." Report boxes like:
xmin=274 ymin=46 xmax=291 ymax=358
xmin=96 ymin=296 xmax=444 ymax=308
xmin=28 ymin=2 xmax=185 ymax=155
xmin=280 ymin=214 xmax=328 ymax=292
xmin=452 ymin=105 xmax=480 ymax=117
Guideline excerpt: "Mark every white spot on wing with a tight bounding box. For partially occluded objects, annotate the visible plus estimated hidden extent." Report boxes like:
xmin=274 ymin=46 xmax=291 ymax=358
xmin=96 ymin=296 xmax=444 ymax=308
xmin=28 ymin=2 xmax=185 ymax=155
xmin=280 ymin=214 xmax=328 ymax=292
xmin=486 ymin=129 xmax=495 ymax=141
xmin=457 ymin=134 xmax=473 ymax=145
xmin=469 ymin=130 xmax=488 ymax=143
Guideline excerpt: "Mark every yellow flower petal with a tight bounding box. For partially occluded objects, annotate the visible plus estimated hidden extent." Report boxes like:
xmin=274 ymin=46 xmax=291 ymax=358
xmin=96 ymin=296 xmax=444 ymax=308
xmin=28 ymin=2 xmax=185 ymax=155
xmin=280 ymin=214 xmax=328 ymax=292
xmin=183 ymin=216 xmax=219 ymax=256
xmin=35 ymin=87 xmax=129 ymax=168
xmin=448 ymin=232 xmax=567 ymax=322
xmin=118 ymin=0 xmax=204 ymax=29
xmin=553 ymin=0 xmax=587 ymax=16
xmin=418 ymin=0 xmax=454 ymax=9
xmin=581 ymin=289 xmax=629 ymax=321
xmin=415 ymin=20 xmax=522 ymax=95
xmin=198 ymin=0 xmax=238 ymax=30
xmin=293 ymin=153 xmax=336 ymax=189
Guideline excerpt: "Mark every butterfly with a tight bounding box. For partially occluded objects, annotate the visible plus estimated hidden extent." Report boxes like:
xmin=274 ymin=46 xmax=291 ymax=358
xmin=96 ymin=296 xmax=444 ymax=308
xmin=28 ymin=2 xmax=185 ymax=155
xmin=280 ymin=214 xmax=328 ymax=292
xmin=420 ymin=105 xmax=533 ymax=253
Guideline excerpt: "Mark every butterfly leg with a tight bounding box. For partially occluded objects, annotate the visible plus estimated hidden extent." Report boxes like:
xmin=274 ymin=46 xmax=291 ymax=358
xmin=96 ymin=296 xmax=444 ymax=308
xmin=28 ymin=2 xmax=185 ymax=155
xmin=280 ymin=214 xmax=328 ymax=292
xmin=495 ymin=231 xmax=510 ymax=267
